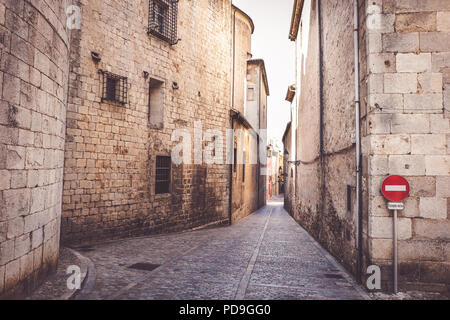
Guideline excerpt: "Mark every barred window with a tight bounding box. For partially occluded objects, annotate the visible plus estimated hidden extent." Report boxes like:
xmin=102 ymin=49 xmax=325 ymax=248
xmin=99 ymin=70 xmax=127 ymax=105
xmin=156 ymin=156 xmax=171 ymax=194
xmin=148 ymin=0 xmax=178 ymax=45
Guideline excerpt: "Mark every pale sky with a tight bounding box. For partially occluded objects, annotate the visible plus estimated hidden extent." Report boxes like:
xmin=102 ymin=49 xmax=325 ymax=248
xmin=233 ymin=0 xmax=295 ymax=146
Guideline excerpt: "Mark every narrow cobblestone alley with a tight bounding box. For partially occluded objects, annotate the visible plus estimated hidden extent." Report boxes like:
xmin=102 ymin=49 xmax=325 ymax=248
xmin=71 ymin=197 xmax=369 ymax=300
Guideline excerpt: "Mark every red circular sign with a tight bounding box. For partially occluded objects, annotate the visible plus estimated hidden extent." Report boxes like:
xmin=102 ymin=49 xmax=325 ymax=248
xmin=381 ymin=175 xmax=410 ymax=202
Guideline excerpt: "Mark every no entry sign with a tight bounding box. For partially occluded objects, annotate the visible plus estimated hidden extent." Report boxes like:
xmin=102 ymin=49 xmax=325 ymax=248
xmin=381 ymin=175 xmax=410 ymax=202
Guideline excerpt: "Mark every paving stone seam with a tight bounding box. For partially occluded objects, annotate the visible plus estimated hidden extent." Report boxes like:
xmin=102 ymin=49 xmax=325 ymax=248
xmin=234 ymin=205 xmax=275 ymax=300
xmin=249 ymin=283 xmax=308 ymax=290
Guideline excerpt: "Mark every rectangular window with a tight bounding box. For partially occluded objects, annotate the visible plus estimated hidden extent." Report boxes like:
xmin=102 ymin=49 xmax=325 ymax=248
xmin=149 ymin=78 xmax=164 ymax=129
xmin=148 ymin=0 xmax=178 ymax=45
xmin=156 ymin=156 xmax=171 ymax=194
xmin=99 ymin=70 xmax=127 ymax=105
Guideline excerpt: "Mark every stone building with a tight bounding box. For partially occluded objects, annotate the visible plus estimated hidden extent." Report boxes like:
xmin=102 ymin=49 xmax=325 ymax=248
xmin=0 ymin=0 xmax=72 ymax=298
xmin=61 ymin=0 xmax=233 ymax=244
xmin=230 ymin=56 xmax=269 ymax=221
xmin=287 ymin=0 xmax=449 ymax=292
xmin=0 ymin=0 xmax=268 ymax=298
xmin=61 ymin=1 xmax=268 ymax=244
xmin=282 ymin=121 xmax=292 ymax=210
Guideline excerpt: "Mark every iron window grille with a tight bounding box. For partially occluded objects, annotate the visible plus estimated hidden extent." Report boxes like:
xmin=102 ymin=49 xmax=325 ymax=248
xmin=148 ymin=0 xmax=178 ymax=45
xmin=99 ymin=70 xmax=128 ymax=105
xmin=156 ymin=156 xmax=171 ymax=194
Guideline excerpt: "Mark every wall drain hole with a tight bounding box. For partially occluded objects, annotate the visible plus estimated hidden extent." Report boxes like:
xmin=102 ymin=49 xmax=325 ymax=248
xmin=128 ymin=263 xmax=161 ymax=271
xmin=78 ymin=246 xmax=95 ymax=252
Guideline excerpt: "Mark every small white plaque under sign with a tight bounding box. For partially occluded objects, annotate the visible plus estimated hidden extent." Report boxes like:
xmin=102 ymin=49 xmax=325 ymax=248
xmin=387 ymin=202 xmax=404 ymax=211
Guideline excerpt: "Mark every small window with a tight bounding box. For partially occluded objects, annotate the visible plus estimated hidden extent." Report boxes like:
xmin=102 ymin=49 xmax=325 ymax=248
xmin=233 ymin=147 xmax=237 ymax=173
xmin=149 ymin=78 xmax=164 ymax=129
xmin=148 ymin=0 xmax=178 ymax=45
xmin=211 ymin=136 xmax=216 ymax=157
xmin=156 ymin=156 xmax=171 ymax=194
xmin=242 ymin=151 xmax=246 ymax=182
xmin=99 ymin=70 xmax=127 ymax=105
xmin=347 ymin=185 xmax=353 ymax=213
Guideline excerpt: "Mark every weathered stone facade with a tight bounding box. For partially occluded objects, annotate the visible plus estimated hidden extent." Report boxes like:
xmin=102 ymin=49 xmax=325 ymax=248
xmin=1 ymin=0 xmax=268 ymax=297
xmin=0 ymin=0 xmax=71 ymax=298
xmin=61 ymin=0 xmax=236 ymax=244
xmin=230 ymin=10 xmax=268 ymax=223
xmin=288 ymin=0 xmax=449 ymax=293
xmin=288 ymin=0 xmax=359 ymax=277
xmin=362 ymin=0 xmax=450 ymax=293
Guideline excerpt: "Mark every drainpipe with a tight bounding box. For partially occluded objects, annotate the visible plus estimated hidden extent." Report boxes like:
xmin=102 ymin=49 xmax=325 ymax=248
xmin=232 ymin=9 xmax=236 ymax=110
xmin=229 ymin=8 xmax=237 ymax=225
xmin=318 ymin=0 xmax=325 ymax=235
xmin=294 ymin=33 xmax=298 ymax=203
xmin=257 ymin=68 xmax=262 ymax=208
xmin=229 ymin=117 xmax=235 ymax=225
xmin=353 ymin=0 xmax=363 ymax=282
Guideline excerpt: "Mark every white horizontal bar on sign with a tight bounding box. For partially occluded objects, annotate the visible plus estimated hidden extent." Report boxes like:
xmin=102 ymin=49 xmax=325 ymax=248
xmin=385 ymin=185 xmax=407 ymax=192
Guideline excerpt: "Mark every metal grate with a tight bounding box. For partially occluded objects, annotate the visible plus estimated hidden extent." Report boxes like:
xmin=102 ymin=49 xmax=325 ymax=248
xmin=128 ymin=263 xmax=161 ymax=271
xmin=99 ymin=70 xmax=128 ymax=105
xmin=78 ymin=246 xmax=95 ymax=252
xmin=155 ymin=156 xmax=171 ymax=194
xmin=148 ymin=0 xmax=178 ymax=45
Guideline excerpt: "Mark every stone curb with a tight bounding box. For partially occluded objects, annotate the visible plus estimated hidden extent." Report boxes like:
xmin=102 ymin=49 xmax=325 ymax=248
xmin=59 ymin=248 xmax=96 ymax=300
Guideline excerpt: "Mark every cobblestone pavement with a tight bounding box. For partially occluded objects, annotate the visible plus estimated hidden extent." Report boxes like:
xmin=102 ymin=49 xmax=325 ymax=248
xmin=74 ymin=196 xmax=368 ymax=300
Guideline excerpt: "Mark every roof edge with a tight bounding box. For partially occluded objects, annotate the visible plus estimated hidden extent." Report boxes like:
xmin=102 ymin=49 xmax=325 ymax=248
xmin=289 ymin=0 xmax=305 ymax=41
xmin=232 ymin=4 xmax=255 ymax=34
xmin=282 ymin=122 xmax=292 ymax=144
xmin=248 ymin=59 xmax=270 ymax=96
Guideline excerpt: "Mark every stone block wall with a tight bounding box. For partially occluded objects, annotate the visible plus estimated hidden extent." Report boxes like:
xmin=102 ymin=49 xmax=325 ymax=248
xmin=362 ymin=0 xmax=450 ymax=293
xmin=289 ymin=0 xmax=449 ymax=292
xmin=320 ymin=0 xmax=359 ymax=274
xmin=0 ymin=0 xmax=71 ymax=298
xmin=61 ymin=0 xmax=234 ymax=244
xmin=292 ymin=0 xmax=322 ymax=243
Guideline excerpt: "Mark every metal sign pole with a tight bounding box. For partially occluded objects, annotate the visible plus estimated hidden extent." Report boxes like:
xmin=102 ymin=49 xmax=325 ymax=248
xmin=393 ymin=209 xmax=398 ymax=294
